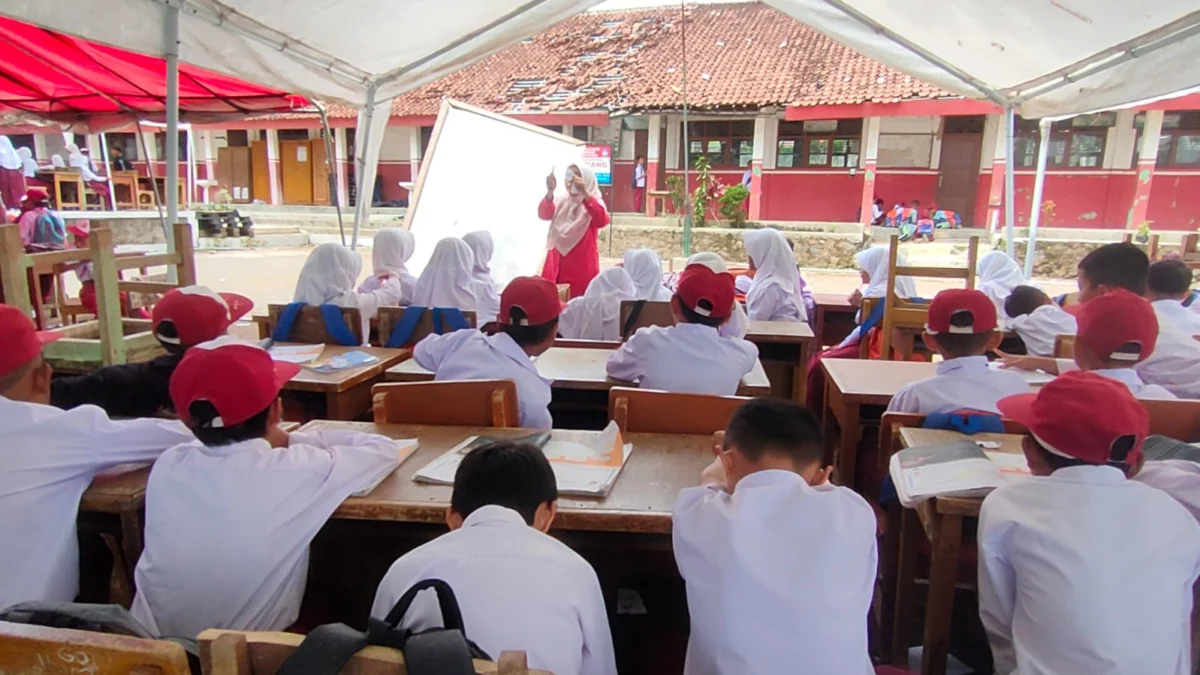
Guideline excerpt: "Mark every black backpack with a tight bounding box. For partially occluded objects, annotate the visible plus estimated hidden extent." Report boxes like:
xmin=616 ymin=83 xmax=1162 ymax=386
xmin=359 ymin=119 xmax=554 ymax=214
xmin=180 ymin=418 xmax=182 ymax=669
xmin=276 ymin=579 xmax=490 ymax=675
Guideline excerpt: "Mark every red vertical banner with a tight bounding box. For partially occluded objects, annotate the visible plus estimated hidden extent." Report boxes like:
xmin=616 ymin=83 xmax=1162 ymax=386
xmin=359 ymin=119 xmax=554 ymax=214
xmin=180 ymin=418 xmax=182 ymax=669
xmin=748 ymin=160 xmax=764 ymax=221
xmin=858 ymin=160 xmax=877 ymax=236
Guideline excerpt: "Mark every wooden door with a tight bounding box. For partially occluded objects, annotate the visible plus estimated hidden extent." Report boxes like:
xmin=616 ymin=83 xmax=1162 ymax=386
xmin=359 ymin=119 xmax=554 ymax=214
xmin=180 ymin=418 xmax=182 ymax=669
xmin=250 ymin=140 xmax=269 ymax=203
xmin=310 ymin=139 xmax=330 ymax=205
xmin=634 ymin=129 xmax=648 ymax=164
xmin=218 ymin=146 xmax=252 ymax=203
xmin=936 ymin=124 xmax=983 ymax=225
xmin=280 ymin=140 xmax=313 ymax=204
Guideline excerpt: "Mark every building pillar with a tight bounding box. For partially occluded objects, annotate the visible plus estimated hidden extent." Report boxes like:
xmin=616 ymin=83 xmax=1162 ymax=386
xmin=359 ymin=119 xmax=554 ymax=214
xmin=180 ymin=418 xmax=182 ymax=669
xmin=1110 ymin=110 xmax=1137 ymax=170
xmin=645 ymin=114 xmax=662 ymax=216
xmin=1129 ymin=110 xmax=1163 ymax=229
xmin=858 ymin=117 xmax=882 ymax=232
xmin=33 ymin=134 xmax=49 ymax=162
xmin=265 ymin=128 xmax=282 ymax=205
xmin=748 ymin=115 xmax=775 ymax=222
xmin=984 ymin=113 xmax=1008 ymax=232
xmin=195 ymin=130 xmax=217 ymax=202
xmin=408 ymin=128 xmax=422 ymax=186
xmin=334 ymin=127 xmax=350 ymax=208
xmin=665 ymin=116 xmax=680 ymax=171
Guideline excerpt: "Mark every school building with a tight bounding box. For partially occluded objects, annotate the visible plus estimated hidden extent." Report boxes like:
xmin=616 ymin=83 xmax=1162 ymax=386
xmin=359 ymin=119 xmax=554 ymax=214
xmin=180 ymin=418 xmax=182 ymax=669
xmin=8 ymin=2 xmax=1200 ymax=231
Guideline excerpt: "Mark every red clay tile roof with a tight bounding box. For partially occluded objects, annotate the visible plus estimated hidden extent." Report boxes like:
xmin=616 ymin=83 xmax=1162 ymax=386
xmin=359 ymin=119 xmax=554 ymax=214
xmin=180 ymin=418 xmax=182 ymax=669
xmin=258 ymin=2 xmax=953 ymax=120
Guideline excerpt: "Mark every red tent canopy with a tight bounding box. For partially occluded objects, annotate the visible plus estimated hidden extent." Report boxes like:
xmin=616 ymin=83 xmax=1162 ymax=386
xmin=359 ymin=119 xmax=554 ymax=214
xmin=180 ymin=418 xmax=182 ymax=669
xmin=0 ymin=16 xmax=305 ymax=126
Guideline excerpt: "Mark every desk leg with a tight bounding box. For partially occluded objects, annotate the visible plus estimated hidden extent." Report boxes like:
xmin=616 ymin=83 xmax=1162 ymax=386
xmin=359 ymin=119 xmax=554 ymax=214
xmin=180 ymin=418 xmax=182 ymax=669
xmin=791 ymin=339 xmax=810 ymax=403
xmin=921 ymin=512 xmax=963 ymax=675
xmin=890 ymin=507 xmax=920 ymax=664
xmin=324 ymin=381 xmax=375 ymax=421
xmin=814 ymin=308 xmax=828 ymax=350
xmin=118 ymin=509 xmax=144 ymax=594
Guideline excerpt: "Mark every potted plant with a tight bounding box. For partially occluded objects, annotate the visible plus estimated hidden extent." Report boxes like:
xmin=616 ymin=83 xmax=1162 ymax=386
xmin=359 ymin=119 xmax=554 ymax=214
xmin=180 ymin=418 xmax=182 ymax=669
xmin=1134 ymin=220 xmax=1152 ymax=244
xmin=718 ymin=183 xmax=750 ymax=228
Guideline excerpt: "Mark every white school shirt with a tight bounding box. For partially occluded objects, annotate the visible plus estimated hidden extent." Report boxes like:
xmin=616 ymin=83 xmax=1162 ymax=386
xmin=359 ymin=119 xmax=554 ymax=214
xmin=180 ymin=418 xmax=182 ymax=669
xmin=1153 ymin=298 xmax=1200 ymax=336
xmin=887 ymin=355 xmax=1031 ymax=415
xmin=0 ymin=397 xmax=193 ymax=608
xmin=413 ymin=330 xmax=552 ymax=429
xmin=1056 ymin=321 xmax=1200 ymax=399
xmin=606 ymin=323 xmax=758 ymax=395
xmin=1136 ymin=460 xmax=1200 ymax=524
xmin=978 ymin=465 xmax=1200 ymax=675
xmin=634 ymin=163 xmax=646 ymax=188
xmin=1007 ymin=304 xmax=1076 ymax=357
xmin=358 ymin=271 xmax=417 ymax=305
xmin=1091 ymin=367 xmax=1176 ymax=399
xmin=720 ymin=300 xmax=748 ymax=339
xmin=673 ymin=470 xmax=876 ymax=675
xmin=372 ymin=505 xmax=616 ymax=675
xmin=745 ymin=282 xmax=806 ymax=323
xmin=130 ymin=429 xmax=399 ymax=638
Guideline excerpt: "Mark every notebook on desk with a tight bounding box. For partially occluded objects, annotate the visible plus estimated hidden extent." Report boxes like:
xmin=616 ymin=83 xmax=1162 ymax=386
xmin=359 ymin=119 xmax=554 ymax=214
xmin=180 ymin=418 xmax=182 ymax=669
xmin=351 ymin=439 xmax=420 ymax=497
xmin=890 ymin=440 xmax=1030 ymax=508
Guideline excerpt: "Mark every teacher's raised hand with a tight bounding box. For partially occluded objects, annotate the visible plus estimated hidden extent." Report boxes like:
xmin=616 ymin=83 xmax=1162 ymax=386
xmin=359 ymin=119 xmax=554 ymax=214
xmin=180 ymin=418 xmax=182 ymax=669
xmin=545 ymin=170 xmax=557 ymax=198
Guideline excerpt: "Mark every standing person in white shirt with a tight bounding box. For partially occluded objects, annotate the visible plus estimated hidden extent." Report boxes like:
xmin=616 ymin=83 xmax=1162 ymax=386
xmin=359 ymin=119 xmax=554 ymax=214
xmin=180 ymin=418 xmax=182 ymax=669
xmin=673 ymin=399 xmax=876 ymax=675
xmin=607 ymin=263 xmax=757 ymax=395
xmin=887 ymin=289 xmax=1029 ymax=414
xmin=1147 ymin=258 xmax=1200 ymax=335
xmin=1003 ymin=285 xmax=1076 ymax=357
xmin=999 ymin=243 xmax=1200 ymax=398
xmin=742 ymin=228 xmax=807 ymax=322
xmin=633 ymin=155 xmax=647 ymax=213
xmin=413 ymin=276 xmax=560 ymax=429
xmin=131 ymin=338 xmax=401 ymax=638
xmin=1068 ymin=289 xmax=1176 ymax=399
xmin=685 ymin=252 xmax=748 ymax=338
xmin=983 ymin=372 xmax=1200 ymax=675
xmin=975 ymin=251 xmax=1025 ymax=323
xmin=623 ymin=248 xmax=672 ymax=302
xmin=413 ymin=237 xmax=498 ymax=323
xmin=558 ymin=267 xmax=637 ymax=341
xmin=358 ymin=228 xmax=417 ymax=304
xmin=293 ymin=242 xmax=404 ymax=343
xmin=373 ymin=441 xmax=616 ymax=675
xmin=0 ymin=305 xmax=194 ymax=608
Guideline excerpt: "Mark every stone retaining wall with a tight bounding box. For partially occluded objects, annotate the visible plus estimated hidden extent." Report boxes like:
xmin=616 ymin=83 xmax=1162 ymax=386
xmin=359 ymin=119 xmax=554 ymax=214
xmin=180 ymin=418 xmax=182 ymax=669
xmin=1009 ymin=239 xmax=1176 ymax=279
xmin=599 ymin=224 xmax=865 ymax=269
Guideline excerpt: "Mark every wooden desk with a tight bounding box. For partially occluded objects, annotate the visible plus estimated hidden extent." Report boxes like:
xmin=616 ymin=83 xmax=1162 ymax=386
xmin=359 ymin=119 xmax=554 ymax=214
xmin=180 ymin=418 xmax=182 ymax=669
xmin=812 ymin=292 xmax=857 ymax=348
xmin=892 ymin=428 xmax=1024 ymax=675
xmin=821 ymin=359 xmax=937 ymax=484
xmin=305 ymin=420 xmax=713 ymax=534
xmin=385 ymin=346 xmax=771 ymax=397
xmin=745 ymin=320 xmax=815 ymax=402
xmin=279 ymin=344 xmax=411 ymax=420
xmin=36 ymin=170 xmax=85 ymax=210
xmin=79 ymin=464 xmax=151 ymax=601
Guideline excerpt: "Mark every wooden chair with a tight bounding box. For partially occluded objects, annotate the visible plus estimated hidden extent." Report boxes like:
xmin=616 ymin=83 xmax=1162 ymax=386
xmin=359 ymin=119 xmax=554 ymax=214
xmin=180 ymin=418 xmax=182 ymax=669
xmin=1182 ymin=233 xmax=1200 ymax=272
xmin=618 ymin=300 xmax=675 ymax=340
xmin=198 ymin=630 xmax=549 ymax=675
xmin=377 ymin=306 xmax=477 ymax=347
xmin=1122 ymin=231 xmax=1161 ymax=260
xmin=372 ymin=380 xmax=519 ymax=427
xmin=1053 ymin=334 xmax=1075 ymax=358
xmin=111 ymin=171 xmax=140 ymax=210
xmin=1143 ymin=397 xmax=1200 ymax=442
xmin=267 ymin=304 xmax=363 ymax=345
xmin=607 ymin=386 xmax=748 ymax=435
xmin=0 ymin=620 xmax=191 ymax=675
xmin=49 ymin=170 xmax=86 ymax=210
xmin=51 ymin=263 xmax=89 ymax=325
xmin=553 ymin=338 xmax=621 ymax=349
xmin=878 ymin=234 xmax=980 ymax=360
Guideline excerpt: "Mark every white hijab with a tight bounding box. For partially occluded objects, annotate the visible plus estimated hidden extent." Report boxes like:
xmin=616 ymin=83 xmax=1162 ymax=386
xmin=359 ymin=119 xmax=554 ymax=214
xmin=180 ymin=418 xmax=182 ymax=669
xmin=0 ymin=137 xmax=20 ymax=171
xmin=50 ymin=154 xmax=66 ymax=169
xmin=16 ymin=147 xmax=36 ymax=177
xmin=547 ymin=164 xmax=606 ymax=256
xmin=66 ymin=143 xmax=99 ymax=181
xmin=687 ymin=252 xmax=749 ymax=339
xmin=371 ymin=228 xmax=415 ymax=278
xmin=293 ymin=243 xmax=363 ymax=306
xmin=623 ymin=248 xmax=671 ymax=302
xmin=743 ymin=228 xmax=804 ymax=310
xmin=976 ymin=251 xmax=1025 ymax=316
xmin=413 ymin=237 xmax=484 ymax=311
xmin=462 ymin=231 xmax=496 ymax=284
xmin=558 ymin=267 xmax=636 ymax=341
xmin=855 ymin=246 xmax=917 ymax=299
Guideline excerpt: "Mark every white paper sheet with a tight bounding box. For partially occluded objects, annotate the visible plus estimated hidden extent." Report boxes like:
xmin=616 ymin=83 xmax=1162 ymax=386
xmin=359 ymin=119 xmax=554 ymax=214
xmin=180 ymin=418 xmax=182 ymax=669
xmin=269 ymin=344 xmax=325 ymax=364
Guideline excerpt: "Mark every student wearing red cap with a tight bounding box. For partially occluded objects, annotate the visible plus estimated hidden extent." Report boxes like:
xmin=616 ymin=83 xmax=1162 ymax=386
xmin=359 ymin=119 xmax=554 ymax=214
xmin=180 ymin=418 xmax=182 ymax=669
xmin=0 ymin=305 xmax=194 ymax=608
xmin=130 ymin=338 xmax=401 ymax=638
xmin=606 ymin=263 xmax=758 ymax=395
xmin=1070 ymin=289 xmax=1176 ymax=399
xmin=51 ymin=286 xmax=253 ymax=418
xmin=887 ymin=288 xmax=1029 ymax=414
xmin=979 ymin=372 xmax=1200 ymax=675
xmin=413 ymin=276 xmax=561 ymax=429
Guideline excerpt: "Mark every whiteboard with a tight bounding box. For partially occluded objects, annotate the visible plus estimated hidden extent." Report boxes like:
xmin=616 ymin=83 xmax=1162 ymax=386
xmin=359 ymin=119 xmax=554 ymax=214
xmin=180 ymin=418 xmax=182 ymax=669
xmin=405 ymin=99 xmax=586 ymax=286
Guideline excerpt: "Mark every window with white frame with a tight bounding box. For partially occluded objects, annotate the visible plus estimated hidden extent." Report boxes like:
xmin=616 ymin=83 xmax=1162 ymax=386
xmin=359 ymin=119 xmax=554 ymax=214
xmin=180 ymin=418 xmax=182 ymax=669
xmin=1135 ymin=111 xmax=1200 ymax=168
xmin=776 ymin=119 xmax=861 ymax=168
xmin=1013 ymin=113 xmax=1115 ymax=169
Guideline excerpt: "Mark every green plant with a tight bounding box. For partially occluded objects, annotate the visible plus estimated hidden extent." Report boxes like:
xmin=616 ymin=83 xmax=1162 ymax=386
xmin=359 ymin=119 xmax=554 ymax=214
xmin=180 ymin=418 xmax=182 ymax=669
xmin=690 ymin=156 xmax=720 ymax=227
xmin=1135 ymin=220 xmax=1153 ymax=243
xmin=718 ymin=183 xmax=750 ymax=227
xmin=665 ymin=176 xmax=687 ymax=222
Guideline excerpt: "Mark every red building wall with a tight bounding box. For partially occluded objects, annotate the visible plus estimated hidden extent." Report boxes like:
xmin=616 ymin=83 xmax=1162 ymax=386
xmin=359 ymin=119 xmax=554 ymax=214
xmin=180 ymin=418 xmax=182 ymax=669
xmin=375 ymin=161 xmax=413 ymax=204
xmin=1147 ymin=173 xmax=1200 ymax=231
xmin=609 ymin=160 xmax=636 ymax=213
xmin=874 ymin=171 xmax=938 ymax=211
xmin=760 ymin=171 xmax=862 ymax=221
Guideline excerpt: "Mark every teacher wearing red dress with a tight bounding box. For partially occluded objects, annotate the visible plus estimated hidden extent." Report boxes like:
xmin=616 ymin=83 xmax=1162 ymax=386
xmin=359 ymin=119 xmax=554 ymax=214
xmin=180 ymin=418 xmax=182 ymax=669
xmin=538 ymin=164 xmax=610 ymax=298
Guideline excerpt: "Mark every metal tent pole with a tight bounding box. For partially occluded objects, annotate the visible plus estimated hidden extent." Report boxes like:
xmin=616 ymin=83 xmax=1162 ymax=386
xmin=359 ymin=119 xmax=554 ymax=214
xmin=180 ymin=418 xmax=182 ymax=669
xmin=1003 ymin=106 xmax=1017 ymax=259
xmin=679 ymin=0 xmax=692 ymax=257
xmin=1024 ymin=119 xmax=1052 ymax=279
xmin=318 ymin=104 xmax=346 ymax=246
xmin=99 ymin=133 xmax=117 ymax=210
xmin=164 ymin=5 xmax=181 ymax=282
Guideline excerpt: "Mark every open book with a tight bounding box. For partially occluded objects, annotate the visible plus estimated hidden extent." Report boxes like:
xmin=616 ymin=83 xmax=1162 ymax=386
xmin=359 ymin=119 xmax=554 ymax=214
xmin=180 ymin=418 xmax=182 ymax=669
xmin=889 ymin=440 xmax=1030 ymax=507
xmin=1142 ymin=435 xmax=1200 ymax=463
xmin=351 ymin=439 xmax=420 ymax=498
xmin=413 ymin=422 xmax=633 ymax=497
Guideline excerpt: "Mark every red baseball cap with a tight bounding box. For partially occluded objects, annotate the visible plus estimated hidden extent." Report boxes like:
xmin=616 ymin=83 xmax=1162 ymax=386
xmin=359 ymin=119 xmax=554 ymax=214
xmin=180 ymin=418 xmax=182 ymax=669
xmin=1076 ymin=289 xmax=1158 ymax=363
xmin=998 ymin=370 xmax=1148 ymax=467
xmin=22 ymin=187 xmax=49 ymax=204
xmin=0 ymin=305 xmax=61 ymax=378
xmin=676 ymin=263 xmax=735 ymax=320
xmin=925 ymin=288 xmax=997 ymax=334
xmin=170 ymin=337 xmax=301 ymax=428
xmin=500 ymin=276 xmax=561 ymax=326
xmin=67 ymin=221 xmax=90 ymax=238
xmin=152 ymin=286 xmax=253 ymax=348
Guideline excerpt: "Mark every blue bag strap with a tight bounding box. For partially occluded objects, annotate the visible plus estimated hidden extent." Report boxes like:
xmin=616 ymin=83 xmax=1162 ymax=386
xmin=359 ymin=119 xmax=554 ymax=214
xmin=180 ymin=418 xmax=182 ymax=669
xmin=319 ymin=304 xmax=360 ymax=346
xmin=385 ymin=306 xmax=429 ymax=348
xmin=1184 ymin=289 xmax=1200 ymax=309
xmin=434 ymin=307 xmax=470 ymax=333
xmin=270 ymin=302 xmax=306 ymax=342
xmin=923 ymin=411 xmax=1005 ymax=434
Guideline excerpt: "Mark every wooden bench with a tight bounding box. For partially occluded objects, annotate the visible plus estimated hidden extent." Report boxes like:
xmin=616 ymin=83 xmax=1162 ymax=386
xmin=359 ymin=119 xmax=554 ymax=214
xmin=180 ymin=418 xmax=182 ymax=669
xmin=373 ymin=380 xmax=519 ymax=427
xmin=0 ymin=620 xmax=190 ymax=675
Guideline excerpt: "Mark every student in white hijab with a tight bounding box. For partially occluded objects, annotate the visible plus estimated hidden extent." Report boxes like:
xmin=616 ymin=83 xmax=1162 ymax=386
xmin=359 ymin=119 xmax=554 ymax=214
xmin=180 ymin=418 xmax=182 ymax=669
xmin=558 ymin=267 xmax=637 ymax=341
xmin=623 ymin=249 xmax=672 ymax=302
xmin=742 ymin=228 xmax=806 ymax=323
xmin=16 ymin=147 xmax=37 ymax=178
xmin=462 ymin=231 xmax=501 ymax=323
xmin=0 ymin=136 xmax=25 ymax=209
xmin=358 ymin=228 xmax=417 ymax=303
xmin=687 ymin=252 xmax=748 ymax=338
xmin=293 ymin=243 xmax=402 ymax=343
xmin=975 ymin=250 xmax=1025 ymax=322
xmin=50 ymin=155 xmax=66 ymax=169
xmin=413 ymin=238 xmax=497 ymax=323
xmin=65 ymin=143 xmax=101 ymax=183
xmin=835 ymin=246 xmax=918 ymax=349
